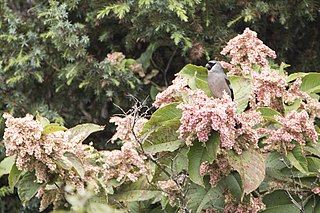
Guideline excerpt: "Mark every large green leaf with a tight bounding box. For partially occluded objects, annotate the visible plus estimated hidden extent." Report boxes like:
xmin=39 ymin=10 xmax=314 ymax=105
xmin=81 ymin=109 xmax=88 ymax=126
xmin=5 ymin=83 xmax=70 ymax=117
xmin=306 ymin=156 xmax=320 ymax=172
xmin=186 ymin=179 xmax=224 ymax=213
xmin=300 ymin=73 xmax=320 ymax=94
xmin=257 ymin=107 xmax=282 ymax=123
xmin=8 ymin=163 xmax=23 ymax=191
xmin=265 ymin=152 xmax=289 ymax=181
xmin=188 ymin=133 xmax=220 ymax=187
xmin=305 ymin=142 xmax=320 ymax=157
xmin=143 ymin=117 xmax=183 ymax=154
xmin=0 ymin=155 xmax=15 ymax=178
xmin=143 ymin=103 xmax=182 ymax=133
xmin=173 ymin=146 xmax=189 ymax=173
xmin=286 ymin=72 xmax=308 ymax=82
xmin=17 ymin=172 xmax=42 ymax=206
xmin=227 ymin=149 xmax=265 ymax=195
xmin=178 ymin=64 xmax=212 ymax=97
xmin=63 ymin=152 xmax=85 ymax=178
xmin=110 ymin=176 xmax=160 ymax=202
xmin=286 ymin=145 xmax=308 ymax=174
xmin=67 ymin=123 xmax=105 ymax=143
xmin=228 ymin=76 xmax=252 ymax=113
xmin=262 ymin=190 xmax=301 ymax=213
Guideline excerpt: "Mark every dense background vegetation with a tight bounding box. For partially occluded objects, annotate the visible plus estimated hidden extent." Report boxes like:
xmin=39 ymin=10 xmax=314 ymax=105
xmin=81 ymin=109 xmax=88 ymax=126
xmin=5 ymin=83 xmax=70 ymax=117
xmin=0 ymin=0 xmax=319 ymax=212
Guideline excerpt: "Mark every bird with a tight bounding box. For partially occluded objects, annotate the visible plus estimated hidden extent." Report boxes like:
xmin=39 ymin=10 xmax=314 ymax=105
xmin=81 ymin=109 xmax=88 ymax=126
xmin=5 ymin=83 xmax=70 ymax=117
xmin=206 ymin=60 xmax=242 ymax=129
xmin=205 ymin=60 xmax=234 ymax=101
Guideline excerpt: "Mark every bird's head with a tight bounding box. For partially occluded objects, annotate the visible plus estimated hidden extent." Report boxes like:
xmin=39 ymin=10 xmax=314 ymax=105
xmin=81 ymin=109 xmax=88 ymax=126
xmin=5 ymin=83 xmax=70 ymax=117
xmin=205 ymin=60 xmax=217 ymax=70
xmin=205 ymin=60 xmax=224 ymax=73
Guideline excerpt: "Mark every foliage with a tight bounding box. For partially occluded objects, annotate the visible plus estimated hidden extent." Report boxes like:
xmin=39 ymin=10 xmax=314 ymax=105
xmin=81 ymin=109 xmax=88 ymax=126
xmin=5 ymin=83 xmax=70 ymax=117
xmin=0 ymin=0 xmax=320 ymax=212
xmin=0 ymin=28 xmax=319 ymax=212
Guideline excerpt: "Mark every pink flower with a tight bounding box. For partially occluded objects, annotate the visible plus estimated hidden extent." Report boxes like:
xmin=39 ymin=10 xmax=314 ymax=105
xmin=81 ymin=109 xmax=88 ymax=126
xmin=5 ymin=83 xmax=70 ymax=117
xmin=153 ymin=76 xmax=189 ymax=108
xmin=265 ymin=110 xmax=318 ymax=152
xmin=177 ymin=89 xmax=237 ymax=148
xmin=221 ymin=28 xmax=276 ymax=75
xmin=200 ymin=154 xmax=232 ymax=187
xmin=250 ymin=68 xmax=287 ymax=109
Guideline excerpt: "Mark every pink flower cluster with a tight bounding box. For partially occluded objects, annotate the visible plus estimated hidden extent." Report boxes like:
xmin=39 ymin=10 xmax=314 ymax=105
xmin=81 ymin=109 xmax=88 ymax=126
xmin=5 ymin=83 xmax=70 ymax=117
xmin=265 ymin=110 xmax=318 ymax=152
xmin=200 ymin=153 xmax=231 ymax=187
xmin=101 ymin=115 xmax=148 ymax=182
xmin=285 ymin=78 xmax=320 ymax=120
xmin=223 ymin=197 xmax=265 ymax=213
xmin=221 ymin=27 xmax=276 ymax=75
xmin=158 ymin=179 xmax=180 ymax=206
xmin=232 ymin=110 xmax=262 ymax=154
xmin=106 ymin=52 xmax=125 ymax=65
xmin=109 ymin=115 xmax=148 ymax=146
xmin=250 ymin=68 xmax=287 ymax=109
xmin=100 ymin=147 xmax=147 ymax=182
xmin=177 ymin=89 xmax=238 ymax=148
xmin=2 ymin=113 xmax=101 ymax=211
xmin=153 ymin=76 xmax=189 ymax=108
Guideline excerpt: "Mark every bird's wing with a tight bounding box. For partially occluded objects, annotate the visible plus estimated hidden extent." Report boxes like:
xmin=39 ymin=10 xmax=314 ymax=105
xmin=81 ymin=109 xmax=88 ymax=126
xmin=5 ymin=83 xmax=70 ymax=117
xmin=224 ymin=77 xmax=234 ymax=101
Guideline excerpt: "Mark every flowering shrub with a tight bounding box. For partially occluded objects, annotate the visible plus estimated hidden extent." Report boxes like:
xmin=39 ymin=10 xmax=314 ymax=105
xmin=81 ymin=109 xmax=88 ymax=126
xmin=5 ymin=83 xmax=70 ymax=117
xmin=0 ymin=28 xmax=319 ymax=212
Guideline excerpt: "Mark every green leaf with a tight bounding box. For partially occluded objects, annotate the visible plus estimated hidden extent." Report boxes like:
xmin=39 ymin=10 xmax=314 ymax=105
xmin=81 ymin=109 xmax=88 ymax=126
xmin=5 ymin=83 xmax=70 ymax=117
xmin=42 ymin=123 xmax=67 ymax=135
xmin=188 ymin=133 xmax=220 ymax=187
xmin=173 ymin=146 xmax=189 ymax=173
xmin=87 ymin=196 xmax=126 ymax=213
xmin=306 ymin=156 xmax=320 ymax=172
xmin=257 ymin=107 xmax=282 ymax=123
xmin=67 ymin=123 xmax=105 ymax=143
xmin=8 ymin=163 xmax=23 ymax=191
xmin=279 ymin=62 xmax=290 ymax=76
xmin=284 ymin=99 xmax=302 ymax=115
xmin=265 ymin=152 xmax=289 ymax=181
xmin=137 ymin=43 xmax=159 ymax=70
xmin=287 ymin=145 xmax=308 ymax=173
xmin=143 ymin=116 xmax=183 ymax=154
xmin=178 ymin=64 xmax=212 ymax=97
xmin=63 ymin=152 xmax=85 ymax=178
xmin=17 ymin=172 xmax=42 ymax=206
xmin=150 ymin=85 xmax=159 ymax=100
xmin=300 ymin=73 xmax=320 ymax=94
xmin=286 ymin=72 xmax=308 ymax=82
xmin=305 ymin=142 xmax=320 ymax=157
xmin=0 ymin=155 xmax=16 ymax=178
xmin=142 ymin=103 xmax=182 ymax=133
xmin=111 ymin=190 xmax=160 ymax=202
xmin=186 ymin=178 xmax=224 ymax=212
xmin=262 ymin=190 xmax=301 ymax=213
xmin=227 ymin=149 xmax=265 ymax=195
xmin=221 ymin=173 xmax=242 ymax=201
xmin=143 ymin=139 xmax=183 ymax=155
xmin=229 ymin=76 xmax=252 ymax=113
xmin=36 ymin=113 xmax=50 ymax=128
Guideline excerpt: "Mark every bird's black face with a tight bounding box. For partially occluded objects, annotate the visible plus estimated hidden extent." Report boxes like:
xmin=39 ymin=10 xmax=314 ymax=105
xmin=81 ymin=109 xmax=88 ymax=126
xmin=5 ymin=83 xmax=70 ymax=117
xmin=205 ymin=61 xmax=217 ymax=70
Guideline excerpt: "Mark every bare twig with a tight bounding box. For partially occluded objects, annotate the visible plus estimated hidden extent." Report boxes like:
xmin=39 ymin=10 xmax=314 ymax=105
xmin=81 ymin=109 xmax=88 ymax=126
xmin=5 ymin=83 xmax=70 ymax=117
xmin=123 ymin=96 xmax=190 ymax=212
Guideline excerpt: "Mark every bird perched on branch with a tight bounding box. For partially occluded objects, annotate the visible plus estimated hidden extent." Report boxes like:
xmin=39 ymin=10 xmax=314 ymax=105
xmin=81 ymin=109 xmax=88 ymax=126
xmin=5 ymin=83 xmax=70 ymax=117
xmin=205 ymin=60 xmax=234 ymax=101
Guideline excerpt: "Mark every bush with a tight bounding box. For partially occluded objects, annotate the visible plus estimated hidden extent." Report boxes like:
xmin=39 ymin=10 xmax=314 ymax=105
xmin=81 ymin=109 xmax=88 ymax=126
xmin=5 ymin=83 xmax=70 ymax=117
xmin=0 ymin=28 xmax=319 ymax=212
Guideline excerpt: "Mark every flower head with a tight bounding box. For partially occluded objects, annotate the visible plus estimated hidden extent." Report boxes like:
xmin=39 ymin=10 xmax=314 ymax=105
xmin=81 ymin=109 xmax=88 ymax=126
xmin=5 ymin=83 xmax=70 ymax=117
xmin=221 ymin=27 xmax=276 ymax=75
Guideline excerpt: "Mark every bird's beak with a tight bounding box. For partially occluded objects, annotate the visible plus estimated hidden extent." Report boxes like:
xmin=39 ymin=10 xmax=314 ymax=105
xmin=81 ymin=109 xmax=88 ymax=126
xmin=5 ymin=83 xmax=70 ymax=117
xmin=205 ymin=63 xmax=211 ymax=69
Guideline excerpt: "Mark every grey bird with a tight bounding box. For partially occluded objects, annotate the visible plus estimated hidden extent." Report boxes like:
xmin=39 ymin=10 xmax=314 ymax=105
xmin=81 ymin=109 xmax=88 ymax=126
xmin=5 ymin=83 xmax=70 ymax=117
xmin=206 ymin=60 xmax=242 ymax=128
xmin=205 ymin=60 xmax=234 ymax=100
